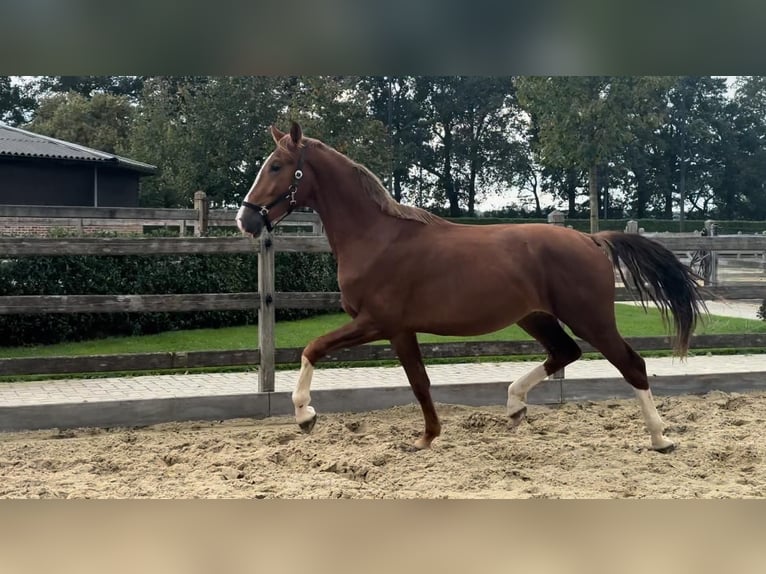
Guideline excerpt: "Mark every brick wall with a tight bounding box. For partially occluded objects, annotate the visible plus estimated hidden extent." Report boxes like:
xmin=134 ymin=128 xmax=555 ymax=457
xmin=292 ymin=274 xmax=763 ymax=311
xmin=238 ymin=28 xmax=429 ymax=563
xmin=0 ymin=218 xmax=144 ymax=237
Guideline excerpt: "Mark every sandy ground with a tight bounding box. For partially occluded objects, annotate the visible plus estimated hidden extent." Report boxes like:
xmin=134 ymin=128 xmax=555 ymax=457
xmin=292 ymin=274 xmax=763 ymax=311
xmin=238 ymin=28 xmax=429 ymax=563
xmin=0 ymin=390 xmax=764 ymax=499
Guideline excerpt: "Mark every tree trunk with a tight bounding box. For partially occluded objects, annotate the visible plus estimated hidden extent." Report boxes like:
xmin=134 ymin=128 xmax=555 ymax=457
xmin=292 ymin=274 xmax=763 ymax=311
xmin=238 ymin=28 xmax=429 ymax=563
xmin=393 ymin=172 xmax=403 ymax=202
xmin=679 ymin=157 xmax=686 ymax=231
xmin=530 ymin=173 xmax=542 ymax=217
xmin=566 ymin=168 xmax=577 ymax=217
xmin=467 ymin=152 xmax=478 ymax=217
xmin=599 ymin=163 xmax=609 ymax=219
xmin=664 ymin=163 xmax=674 ymax=218
xmin=443 ymin=125 xmax=460 ymax=217
xmin=589 ymin=163 xmax=599 ymax=233
xmin=448 ymin=181 xmax=460 ymax=217
xmin=634 ymin=164 xmax=648 ymax=218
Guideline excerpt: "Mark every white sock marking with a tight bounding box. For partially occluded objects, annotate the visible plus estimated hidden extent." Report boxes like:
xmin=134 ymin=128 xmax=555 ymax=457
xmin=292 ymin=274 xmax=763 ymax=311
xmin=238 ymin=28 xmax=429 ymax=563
xmin=507 ymin=364 xmax=548 ymax=414
xmin=634 ymin=388 xmax=674 ymax=450
xmin=292 ymin=355 xmax=316 ymax=424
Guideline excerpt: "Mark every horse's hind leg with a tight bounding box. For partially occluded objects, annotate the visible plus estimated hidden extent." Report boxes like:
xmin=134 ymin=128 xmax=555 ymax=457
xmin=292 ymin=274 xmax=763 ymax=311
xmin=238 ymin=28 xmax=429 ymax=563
xmin=566 ymin=319 xmax=674 ymax=453
xmin=391 ymin=332 xmax=440 ymax=449
xmin=507 ymin=312 xmax=582 ymax=426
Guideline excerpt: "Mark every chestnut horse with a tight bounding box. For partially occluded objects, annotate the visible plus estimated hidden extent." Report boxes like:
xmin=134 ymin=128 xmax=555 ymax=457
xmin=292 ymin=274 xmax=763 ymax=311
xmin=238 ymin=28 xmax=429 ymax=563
xmin=237 ymin=122 xmax=706 ymax=453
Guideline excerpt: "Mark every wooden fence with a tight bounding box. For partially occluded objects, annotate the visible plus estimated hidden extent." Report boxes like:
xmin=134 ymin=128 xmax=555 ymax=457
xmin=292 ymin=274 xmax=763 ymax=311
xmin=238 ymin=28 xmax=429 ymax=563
xmin=1 ymin=208 xmax=765 ymax=388
xmin=0 ymin=193 xmax=323 ymax=236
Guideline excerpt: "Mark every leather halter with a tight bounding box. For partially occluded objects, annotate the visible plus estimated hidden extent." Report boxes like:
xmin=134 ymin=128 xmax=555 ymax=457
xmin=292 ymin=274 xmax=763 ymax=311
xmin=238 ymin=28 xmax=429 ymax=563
xmin=241 ymin=147 xmax=306 ymax=232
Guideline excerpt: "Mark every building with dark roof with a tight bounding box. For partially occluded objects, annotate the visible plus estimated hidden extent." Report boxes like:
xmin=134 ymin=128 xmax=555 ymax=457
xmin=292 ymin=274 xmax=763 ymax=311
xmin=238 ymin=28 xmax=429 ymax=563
xmin=0 ymin=123 xmax=156 ymax=207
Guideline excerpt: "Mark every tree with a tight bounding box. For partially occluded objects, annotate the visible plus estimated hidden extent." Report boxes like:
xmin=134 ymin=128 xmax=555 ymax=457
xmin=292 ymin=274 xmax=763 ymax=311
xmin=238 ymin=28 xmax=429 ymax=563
xmin=495 ymin=130 xmax=545 ymax=217
xmin=129 ymin=76 xmax=222 ymax=207
xmin=452 ymin=77 xmax=518 ymax=216
xmin=412 ymin=76 xmax=464 ymax=216
xmin=541 ymin=164 xmax=585 ymax=218
xmin=35 ymin=76 xmax=145 ymax=102
xmin=26 ymin=91 xmax=134 ymax=154
xmin=281 ymin=76 xmax=391 ymax=178
xmin=413 ymin=76 xmax=518 ymax=216
xmin=715 ymin=76 xmax=766 ymax=220
xmin=358 ymin=76 xmax=427 ymax=202
xmin=128 ymin=76 xmax=389 ymax=209
xmin=504 ymin=104 xmax=563 ymax=217
xmin=129 ymin=76 xmax=286 ymax=207
xmin=516 ymin=76 xmax=668 ymax=231
xmin=0 ymin=76 xmax=36 ymax=126
xmin=618 ymin=114 xmax=668 ymax=219
xmin=662 ymin=76 xmax=729 ymax=226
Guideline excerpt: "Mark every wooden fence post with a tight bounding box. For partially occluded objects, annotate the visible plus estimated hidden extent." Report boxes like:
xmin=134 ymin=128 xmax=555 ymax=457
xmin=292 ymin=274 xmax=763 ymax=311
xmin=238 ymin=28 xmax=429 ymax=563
xmin=258 ymin=231 xmax=276 ymax=392
xmin=705 ymin=219 xmax=718 ymax=286
xmin=547 ymin=210 xmax=566 ymax=384
xmin=193 ymin=191 xmax=209 ymax=237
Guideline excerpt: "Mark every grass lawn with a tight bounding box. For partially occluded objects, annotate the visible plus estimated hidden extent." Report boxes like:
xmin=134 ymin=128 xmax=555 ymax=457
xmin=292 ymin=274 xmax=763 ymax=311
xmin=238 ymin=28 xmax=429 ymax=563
xmin=1 ymin=303 xmax=764 ymax=360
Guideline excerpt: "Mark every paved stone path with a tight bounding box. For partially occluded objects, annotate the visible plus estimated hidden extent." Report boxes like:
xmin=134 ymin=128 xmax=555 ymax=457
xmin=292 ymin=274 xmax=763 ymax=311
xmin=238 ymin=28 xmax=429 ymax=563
xmin=0 ymin=300 xmax=763 ymax=408
xmin=2 ymin=354 xmax=764 ymax=407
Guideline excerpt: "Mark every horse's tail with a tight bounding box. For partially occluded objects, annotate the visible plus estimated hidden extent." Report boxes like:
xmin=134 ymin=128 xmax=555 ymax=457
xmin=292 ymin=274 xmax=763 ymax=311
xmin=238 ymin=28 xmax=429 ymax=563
xmin=593 ymin=231 xmax=708 ymax=357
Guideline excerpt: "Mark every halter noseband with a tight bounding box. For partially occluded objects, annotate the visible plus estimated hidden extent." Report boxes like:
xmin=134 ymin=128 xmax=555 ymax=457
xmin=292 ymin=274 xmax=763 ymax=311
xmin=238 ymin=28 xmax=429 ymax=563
xmin=241 ymin=147 xmax=306 ymax=232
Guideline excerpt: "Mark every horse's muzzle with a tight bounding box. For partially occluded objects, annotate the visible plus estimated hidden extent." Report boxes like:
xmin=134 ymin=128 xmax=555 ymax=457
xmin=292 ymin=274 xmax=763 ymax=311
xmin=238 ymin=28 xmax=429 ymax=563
xmin=236 ymin=205 xmax=264 ymax=237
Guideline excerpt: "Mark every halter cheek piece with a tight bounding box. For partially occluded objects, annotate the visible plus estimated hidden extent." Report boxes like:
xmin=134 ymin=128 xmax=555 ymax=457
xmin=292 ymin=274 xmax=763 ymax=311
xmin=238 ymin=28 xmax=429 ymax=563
xmin=241 ymin=147 xmax=306 ymax=232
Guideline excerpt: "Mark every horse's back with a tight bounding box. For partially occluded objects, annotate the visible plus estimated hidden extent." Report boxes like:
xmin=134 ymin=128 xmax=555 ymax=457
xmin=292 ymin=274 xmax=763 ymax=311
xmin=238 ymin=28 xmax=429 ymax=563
xmin=430 ymin=221 xmax=607 ymax=264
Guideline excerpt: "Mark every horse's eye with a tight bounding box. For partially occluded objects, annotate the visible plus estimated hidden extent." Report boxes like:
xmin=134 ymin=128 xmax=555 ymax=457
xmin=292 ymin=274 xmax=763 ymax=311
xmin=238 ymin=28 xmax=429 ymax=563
xmin=270 ymin=163 xmax=281 ymax=172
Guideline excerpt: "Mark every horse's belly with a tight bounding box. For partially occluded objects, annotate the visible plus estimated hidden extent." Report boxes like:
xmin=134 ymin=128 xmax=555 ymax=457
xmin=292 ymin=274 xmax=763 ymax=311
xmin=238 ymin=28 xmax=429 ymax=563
xmin=403 ymin=287 xmax=543 ymax=337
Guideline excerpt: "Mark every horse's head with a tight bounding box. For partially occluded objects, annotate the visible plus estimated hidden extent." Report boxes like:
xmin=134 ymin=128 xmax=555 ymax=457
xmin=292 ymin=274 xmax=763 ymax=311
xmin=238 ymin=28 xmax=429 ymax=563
xmin=237 ymin=122 xmax=311 ymax=237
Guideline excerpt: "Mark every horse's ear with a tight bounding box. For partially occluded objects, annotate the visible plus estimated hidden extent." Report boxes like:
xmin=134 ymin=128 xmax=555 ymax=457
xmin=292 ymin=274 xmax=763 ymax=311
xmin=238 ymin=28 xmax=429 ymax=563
xmin=290 ymin=122 xmax=303 ymax=145
xmin=270 ymin=125 xmax=285 ymax=144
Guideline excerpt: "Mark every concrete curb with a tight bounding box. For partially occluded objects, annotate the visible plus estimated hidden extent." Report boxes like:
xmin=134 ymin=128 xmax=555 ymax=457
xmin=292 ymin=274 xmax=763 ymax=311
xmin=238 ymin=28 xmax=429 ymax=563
xmin=2 ymin=371 xmax=764 ymax=433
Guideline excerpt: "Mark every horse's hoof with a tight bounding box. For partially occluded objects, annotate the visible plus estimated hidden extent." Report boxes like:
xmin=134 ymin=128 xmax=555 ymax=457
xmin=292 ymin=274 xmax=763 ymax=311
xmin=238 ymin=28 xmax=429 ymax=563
xmin=298 ymin=414 xmax=317 ymax=434
xmin=508 ymin=406 xmax=528 ymax=429
xmin=413 ymin=436 xmax=432 ymax=450
xmin=398 ymin=439 xmax=430 ymax=452
xmin=652 ymin=441 xmax=676 ymax=454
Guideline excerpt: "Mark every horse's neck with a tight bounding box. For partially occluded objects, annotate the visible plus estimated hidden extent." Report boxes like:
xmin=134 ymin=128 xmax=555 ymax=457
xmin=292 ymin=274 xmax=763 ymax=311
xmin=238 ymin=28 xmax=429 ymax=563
xmin=309 ymin=157 xmax=400 ymax=264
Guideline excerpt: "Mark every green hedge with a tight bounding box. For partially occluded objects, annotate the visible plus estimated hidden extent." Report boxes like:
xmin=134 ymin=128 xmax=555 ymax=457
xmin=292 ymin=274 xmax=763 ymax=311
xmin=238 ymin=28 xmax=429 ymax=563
xmin=0 ymin=251 xmax=338 ymax=347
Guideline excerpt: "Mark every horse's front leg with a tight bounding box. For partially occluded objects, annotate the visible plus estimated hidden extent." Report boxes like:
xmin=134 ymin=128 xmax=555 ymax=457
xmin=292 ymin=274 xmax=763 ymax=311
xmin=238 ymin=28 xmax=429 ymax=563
xmin=293 ymin=316 xmax=383 ymax=433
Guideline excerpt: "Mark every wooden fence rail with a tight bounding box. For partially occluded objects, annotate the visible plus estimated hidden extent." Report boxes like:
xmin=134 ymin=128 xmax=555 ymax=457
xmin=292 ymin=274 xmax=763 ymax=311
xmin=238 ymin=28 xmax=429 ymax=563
xmin=1 ymin=285 xmax=764 ymax=315
xmin=1 ymin=233 xmax=765 ymax=257
xmin=0 ymin=235 xmax=330 ymax=255
xmin=2 ymin=333 xmax=764 ymax=378
xmin=1 ymin=218 xmax=765 ymax=388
